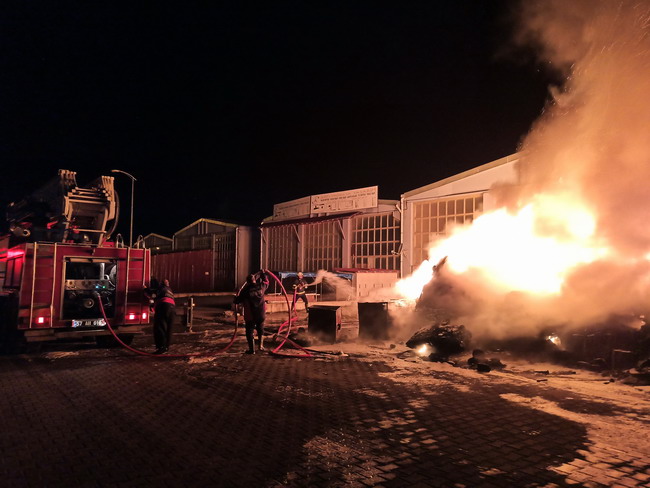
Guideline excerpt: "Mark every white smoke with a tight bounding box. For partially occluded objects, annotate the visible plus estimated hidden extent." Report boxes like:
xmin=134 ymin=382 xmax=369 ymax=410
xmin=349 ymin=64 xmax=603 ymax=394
xmin=311 ymin=269 xmax=355 ymax=301
xmin=402 ymin=0 xmax=650 ymax=340
xmin=515 ymin=0 xmax=650 ymax=255
xmin=510 ymin=0 xmax=650 ymax=331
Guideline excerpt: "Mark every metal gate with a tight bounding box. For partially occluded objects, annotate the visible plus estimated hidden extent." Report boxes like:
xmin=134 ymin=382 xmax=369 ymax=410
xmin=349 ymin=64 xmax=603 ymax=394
xmin=213 ymin=233 xmax=235 ymax=291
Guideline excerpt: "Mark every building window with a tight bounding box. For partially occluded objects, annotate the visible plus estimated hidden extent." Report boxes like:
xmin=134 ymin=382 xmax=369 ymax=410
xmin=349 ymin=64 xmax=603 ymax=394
xmin=351 ymin=213 xmax=399 ymax=270
xmin=304 ymin=221 xmax=342 ymax=271
xmin=267 ymin=226 xmax=298 ymax=271
xmin=412 ymin=194 xmax=483 ymax=266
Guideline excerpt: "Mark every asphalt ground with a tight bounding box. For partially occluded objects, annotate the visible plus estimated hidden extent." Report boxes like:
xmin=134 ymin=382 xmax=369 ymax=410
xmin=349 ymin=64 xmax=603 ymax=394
xmin=0 ymin=308 xmax=649 ymax=488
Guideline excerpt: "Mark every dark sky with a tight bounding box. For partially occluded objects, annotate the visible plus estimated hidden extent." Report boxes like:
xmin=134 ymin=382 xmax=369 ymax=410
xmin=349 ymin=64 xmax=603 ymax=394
xmin=0 ymin=1 xmax=551 ymax=239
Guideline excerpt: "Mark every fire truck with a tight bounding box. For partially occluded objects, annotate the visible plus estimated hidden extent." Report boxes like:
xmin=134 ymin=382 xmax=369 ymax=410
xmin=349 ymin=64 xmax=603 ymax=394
xmin=0 ymin=169 xmax=151 ymax=353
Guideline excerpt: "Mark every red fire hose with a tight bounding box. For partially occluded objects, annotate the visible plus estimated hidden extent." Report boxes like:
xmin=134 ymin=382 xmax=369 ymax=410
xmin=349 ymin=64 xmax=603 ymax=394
xmin=96 ymin=293 xmax=239 ymax=359
xmin=95 ymin=269 xmax=313 ymax=359
xmin=264 ymin=271 xmax=312 ymax=358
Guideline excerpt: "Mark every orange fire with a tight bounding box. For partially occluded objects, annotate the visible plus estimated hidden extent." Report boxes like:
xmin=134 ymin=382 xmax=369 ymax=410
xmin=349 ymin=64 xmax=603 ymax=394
xmin=396 ymin=192 xmax=611 ymax=300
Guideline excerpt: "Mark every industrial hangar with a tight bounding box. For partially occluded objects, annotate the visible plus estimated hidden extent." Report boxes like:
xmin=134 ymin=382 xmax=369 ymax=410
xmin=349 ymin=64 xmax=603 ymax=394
xmin=145 ymin=153 xmax=521 ymax=294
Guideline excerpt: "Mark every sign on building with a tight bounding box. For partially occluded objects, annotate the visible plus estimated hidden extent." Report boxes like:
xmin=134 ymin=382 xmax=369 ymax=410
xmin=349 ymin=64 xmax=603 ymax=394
xmin=310 ymin=186 xmax=378 ymax=213
xmin=273 ymin=196 xmax=311 ymax=219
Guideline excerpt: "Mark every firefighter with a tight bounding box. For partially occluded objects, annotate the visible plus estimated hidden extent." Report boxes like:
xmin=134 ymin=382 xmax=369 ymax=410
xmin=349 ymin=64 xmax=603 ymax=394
xmin=292 ymin=271 xmax=312 ymax=311
xmin=151 ymin=278 xmax=176 ymax=354
xmin=234 ymin=270 xmax=270 ymax=354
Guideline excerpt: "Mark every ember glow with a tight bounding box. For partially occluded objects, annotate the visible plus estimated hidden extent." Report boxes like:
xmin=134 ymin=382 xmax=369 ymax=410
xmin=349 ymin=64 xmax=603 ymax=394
xmin=546 ymin=334 xmax=562 ymax=347
xmin=396 ymin=193 xmax=610 ymax=300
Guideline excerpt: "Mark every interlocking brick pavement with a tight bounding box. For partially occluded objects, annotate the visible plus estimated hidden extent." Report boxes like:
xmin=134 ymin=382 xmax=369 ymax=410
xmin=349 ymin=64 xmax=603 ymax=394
xmin=0 ymin=323 xmax=648 ymax=487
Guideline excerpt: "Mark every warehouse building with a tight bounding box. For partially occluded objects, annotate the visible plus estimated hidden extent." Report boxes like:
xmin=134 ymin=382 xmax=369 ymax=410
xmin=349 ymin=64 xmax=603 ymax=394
xmin=150 ymin=218 xmax=259 ymax=293
xmin=261 ymin=186 xmax=401 ymax=300
xmin=400 ymin=153 xmax=520 ymax=275
xmin=261 ymin=186 xmax=401 ymax=272
xmin=143 ymin=233 xmax=173 ymax=254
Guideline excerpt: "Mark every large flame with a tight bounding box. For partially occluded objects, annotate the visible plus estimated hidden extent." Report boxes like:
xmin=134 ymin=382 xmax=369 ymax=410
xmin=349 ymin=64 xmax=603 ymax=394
xmin=396 ymin=192 xmax=610 ymax=300
xmin=391 ymin=1 xmax=650 ymax=338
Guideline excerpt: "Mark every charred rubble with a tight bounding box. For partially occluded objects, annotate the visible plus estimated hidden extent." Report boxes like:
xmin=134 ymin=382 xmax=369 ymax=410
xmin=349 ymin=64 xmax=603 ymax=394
xmin=406 ymin=321 xmax=471 ymax=362
xmin=407 ymin=257 xmax=497 ymax=369
xmin=405 ymin=257 xmax=650 ymax=381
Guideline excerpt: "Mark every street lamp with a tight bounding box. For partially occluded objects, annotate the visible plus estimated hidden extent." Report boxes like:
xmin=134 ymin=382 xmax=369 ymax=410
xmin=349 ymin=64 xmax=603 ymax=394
xmin=111 ymin=169 xmax=136 ymax=247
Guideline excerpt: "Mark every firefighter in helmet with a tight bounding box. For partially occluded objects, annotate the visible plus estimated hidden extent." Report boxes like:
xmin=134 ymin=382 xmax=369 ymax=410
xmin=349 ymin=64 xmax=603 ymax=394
xmin=292 ymin=271 xmax=312 ymax=312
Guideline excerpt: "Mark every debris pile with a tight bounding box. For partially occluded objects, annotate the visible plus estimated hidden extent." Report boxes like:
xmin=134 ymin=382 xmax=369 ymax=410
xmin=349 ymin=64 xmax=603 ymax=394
xmin=622 ymin=358 xmax=650 ymax=385
xmin=466 ymin=349 xmax=506 ymax=373
xmin=406 ymin=322 xmax=471 ymax=362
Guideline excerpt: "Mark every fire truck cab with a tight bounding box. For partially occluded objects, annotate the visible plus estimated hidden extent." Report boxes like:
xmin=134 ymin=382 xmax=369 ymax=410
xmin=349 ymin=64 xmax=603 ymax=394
xmin=0 ymin=169 xmax=151 ymax=352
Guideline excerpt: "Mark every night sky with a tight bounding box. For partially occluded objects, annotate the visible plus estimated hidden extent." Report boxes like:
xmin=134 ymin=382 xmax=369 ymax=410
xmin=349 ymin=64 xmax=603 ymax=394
xmin=0 ymin=1 xmax=552 ymax=239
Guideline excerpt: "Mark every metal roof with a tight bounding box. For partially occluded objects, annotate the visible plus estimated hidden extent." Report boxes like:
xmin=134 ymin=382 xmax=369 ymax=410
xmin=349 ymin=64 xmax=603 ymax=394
xmin=173 ymin=218 xmax=239 ymax=236
xmin=143 ymin=233 xmax=173 ymax=242
xmin=260 ymin=211 xmax=361 ymax=228
xmin=401 ymin=153 xmax=520 ymax=199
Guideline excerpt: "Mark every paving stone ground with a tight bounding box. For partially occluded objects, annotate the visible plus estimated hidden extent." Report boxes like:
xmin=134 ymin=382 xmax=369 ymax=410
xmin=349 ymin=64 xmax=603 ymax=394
xmin=0 ymin=313 xmax=649 ymax=487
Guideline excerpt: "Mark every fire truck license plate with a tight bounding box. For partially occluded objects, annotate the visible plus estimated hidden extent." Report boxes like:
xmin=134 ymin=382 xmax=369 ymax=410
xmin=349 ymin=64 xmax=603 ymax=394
xmin=72 ymin=319 xmax=107 ymax=328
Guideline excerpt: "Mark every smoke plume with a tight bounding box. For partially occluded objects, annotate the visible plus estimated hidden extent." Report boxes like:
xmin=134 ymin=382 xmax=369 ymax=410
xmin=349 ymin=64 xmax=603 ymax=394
xmin=512 ymin=0 xmax=650 ymax=330
xmin=515 ymin=0 xmax=650 ymax=254
xmin=401 ymin=0 xmax=650 ymax=340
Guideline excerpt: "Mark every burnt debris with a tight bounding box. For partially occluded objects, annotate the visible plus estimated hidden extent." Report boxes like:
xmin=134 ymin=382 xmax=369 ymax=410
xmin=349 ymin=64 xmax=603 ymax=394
xmin=406 ymin=322 xmax=471 ymax=360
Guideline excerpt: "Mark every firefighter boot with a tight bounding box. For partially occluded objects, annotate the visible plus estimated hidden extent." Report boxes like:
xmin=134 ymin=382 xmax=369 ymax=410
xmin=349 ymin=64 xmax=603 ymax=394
xmin=245 ymin=334 xmax=255 ymax=354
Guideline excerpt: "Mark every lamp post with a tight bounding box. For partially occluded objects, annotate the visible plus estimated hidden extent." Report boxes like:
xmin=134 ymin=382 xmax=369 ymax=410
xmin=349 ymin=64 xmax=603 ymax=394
xmin=111 ymin=169 xmax=136 ymax=247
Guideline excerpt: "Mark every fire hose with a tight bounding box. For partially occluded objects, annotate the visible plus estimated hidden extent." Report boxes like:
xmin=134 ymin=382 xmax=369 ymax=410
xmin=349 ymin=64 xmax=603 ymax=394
xmin=96 ymin=292 xmax=239 ymax=359
xmin=267 ymin=273 xmax=312 ymax=358
xmin=273 ymin=288 xmax=298 ymax=338
xmin=94 ymin=270 xmax=313 ymax=358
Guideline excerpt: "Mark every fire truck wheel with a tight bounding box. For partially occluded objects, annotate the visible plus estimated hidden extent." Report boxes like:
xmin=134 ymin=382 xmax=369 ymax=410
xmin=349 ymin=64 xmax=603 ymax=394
xmin=95 ymin=334 xmax=134 ymax=348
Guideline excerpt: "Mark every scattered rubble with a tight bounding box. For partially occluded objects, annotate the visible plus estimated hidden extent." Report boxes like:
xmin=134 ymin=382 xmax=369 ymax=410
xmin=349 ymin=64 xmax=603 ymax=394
xmin=406 ymin=323 xmax=471 ymax=358
xmin=396 ymin=350 xmax=417 ymax=360
xmin=465 ymin=349 xmax=506 ymax=373
xmin=476 ymin=363 xmax=491 ymax=373
xmin=621 ymin=359 xmax=650 ymax=385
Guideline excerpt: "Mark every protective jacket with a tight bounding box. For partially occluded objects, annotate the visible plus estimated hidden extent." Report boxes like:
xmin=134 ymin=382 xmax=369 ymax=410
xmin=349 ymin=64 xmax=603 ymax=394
xmin=293 ymin=278 xmax=308 ymax=295
xmin=234 ymin=273 xmax=269 ymax=322
xmin=156 ymin=284 xmax=176 ymax=308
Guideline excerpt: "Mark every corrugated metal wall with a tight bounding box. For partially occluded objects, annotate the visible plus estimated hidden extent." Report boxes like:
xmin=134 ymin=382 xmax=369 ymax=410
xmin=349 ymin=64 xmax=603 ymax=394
xmin=152 ymin=249 xmax=213 ymax=293
xmin=151 ymin=226 xmax=259 ymax=293
xmin=213 ymin=233 xmax=236 ymax=291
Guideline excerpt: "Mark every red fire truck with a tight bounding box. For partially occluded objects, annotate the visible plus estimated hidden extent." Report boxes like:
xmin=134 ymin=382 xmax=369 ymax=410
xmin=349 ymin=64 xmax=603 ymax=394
xmin=0 ymin=170 xmax=151 ymax=353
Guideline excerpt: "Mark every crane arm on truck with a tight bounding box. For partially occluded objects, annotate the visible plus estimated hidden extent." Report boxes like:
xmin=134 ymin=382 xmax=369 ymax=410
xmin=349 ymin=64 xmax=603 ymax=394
xmin=1 ymin=169 xmax=150 ymax=353
xmin=6 ymin=169 xmax=118 ymax=245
